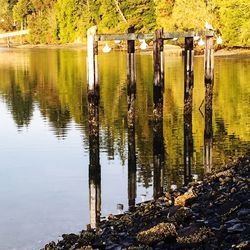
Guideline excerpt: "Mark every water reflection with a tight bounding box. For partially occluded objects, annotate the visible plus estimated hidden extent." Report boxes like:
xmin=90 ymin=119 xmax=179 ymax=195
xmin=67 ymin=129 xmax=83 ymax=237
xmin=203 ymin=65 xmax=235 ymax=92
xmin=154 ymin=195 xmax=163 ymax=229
xmin=0 ymin=49 xmax=249 ymax=249
xmin=204 ymin=84 xmax=213 ymax=173
xmin=88 ymin=88 xmax=101 ymax=229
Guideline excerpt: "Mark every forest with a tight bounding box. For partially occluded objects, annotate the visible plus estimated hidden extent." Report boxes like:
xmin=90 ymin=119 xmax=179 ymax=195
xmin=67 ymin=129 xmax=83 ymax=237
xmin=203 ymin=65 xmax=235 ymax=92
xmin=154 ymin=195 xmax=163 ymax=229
xmin=0 ymin=0 xmax=250 ymax=46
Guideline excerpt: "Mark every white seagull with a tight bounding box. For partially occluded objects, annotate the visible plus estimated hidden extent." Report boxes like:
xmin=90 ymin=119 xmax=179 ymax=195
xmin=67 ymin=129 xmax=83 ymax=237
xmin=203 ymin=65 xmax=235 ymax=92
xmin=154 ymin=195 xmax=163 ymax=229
xmin=205 ymin=21 xmax=214 ymax=30
xmin=140 ymin=39 xmax=148 ymax=50
xmin=102 ymin=43 xmax=112 ymax=53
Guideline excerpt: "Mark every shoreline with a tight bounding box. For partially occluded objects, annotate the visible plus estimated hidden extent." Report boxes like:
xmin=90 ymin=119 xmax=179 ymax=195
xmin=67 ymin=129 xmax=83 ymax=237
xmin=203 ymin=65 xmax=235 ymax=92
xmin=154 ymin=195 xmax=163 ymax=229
xmin=44 ymin=151 xmax=250 ymax=250
xmin=1 ymin=43 xmax=250 ymax=57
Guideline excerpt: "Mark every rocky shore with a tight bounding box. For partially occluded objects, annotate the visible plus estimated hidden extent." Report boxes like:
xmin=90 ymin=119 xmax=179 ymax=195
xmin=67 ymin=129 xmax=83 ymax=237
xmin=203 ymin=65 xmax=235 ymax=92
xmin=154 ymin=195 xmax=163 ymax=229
xmin=45 ymin=152 xmax=250 ymax=250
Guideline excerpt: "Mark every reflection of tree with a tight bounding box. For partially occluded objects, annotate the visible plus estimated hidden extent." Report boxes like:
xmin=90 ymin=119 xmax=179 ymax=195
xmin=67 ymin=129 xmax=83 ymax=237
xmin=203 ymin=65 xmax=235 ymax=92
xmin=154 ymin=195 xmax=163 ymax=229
xmin=0 ymin=50 xmax=249 ymax=189
xmin=7 ymin=82 xmax=34 ymax=128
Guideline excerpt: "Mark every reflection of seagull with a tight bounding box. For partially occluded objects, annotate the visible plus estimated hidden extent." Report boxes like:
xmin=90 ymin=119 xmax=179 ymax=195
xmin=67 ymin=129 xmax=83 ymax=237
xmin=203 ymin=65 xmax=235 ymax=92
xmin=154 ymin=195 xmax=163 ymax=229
xmin=117 ymin=203 xmax=124 ymax=214
xmin=170 ymin=184 xmax=177 ymax=191
xmin=114 ymin=40 xmax=121 ymax=44
xmin=205 ymin=21 xmax=214 ymax=30
xmin=193 ymin=174 xmax=199 ymax=182
xmin=102 ymin=43 xmax=111 ymax=53
xmin=140 ymin=194 xmax=146 ymax=202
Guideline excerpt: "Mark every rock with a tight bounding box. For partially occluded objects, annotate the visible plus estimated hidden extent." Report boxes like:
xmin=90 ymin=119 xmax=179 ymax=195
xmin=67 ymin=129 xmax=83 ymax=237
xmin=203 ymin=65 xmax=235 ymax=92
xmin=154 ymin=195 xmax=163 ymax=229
xmin=137 ymin=223 xmax=177 ymax=245
xmin=170 ymin=207 xmax=193 ymax=224
xmin=44 ymin=241 xmax=56 ymax=250
xmin=177 ymin=227 xmax=213 ymax=244
xmin=238 ymin=209 xmax=250 ymax=218
xmin=227 ymin=224 xmax=246 ymax=233
xmin=174 ymin=190 xmax=195 ymax=206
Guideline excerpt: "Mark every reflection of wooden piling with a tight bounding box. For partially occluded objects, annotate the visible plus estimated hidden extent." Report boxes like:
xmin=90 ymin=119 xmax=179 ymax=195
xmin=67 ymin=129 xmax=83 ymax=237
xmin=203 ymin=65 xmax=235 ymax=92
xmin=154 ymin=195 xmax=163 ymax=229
xmin=88 ymin=58 xmax=101 ymax=229
xmin=204 ymin=36 xmax=214 ymax=86
xmin=204 ymin=84 xmax=213 ymax=173
xmin=128 ymin=125 xmax=136 ymax=210
xmin=153 ymin=120 xmax=164 ymax=199
xmin=127 ymin=27 xmax=137 ymax=210
xmin=183 ymin=37 xmax=194 ymax=185
xmin=127 ymin=26 xmax=136 ymax=128
xmin=183 ymin=112 xmax=193 ymax=185
xmin=87 ymin=26 xmax=98 ymax=92
xmin=153 ymin=28 xmax=164 ymax=121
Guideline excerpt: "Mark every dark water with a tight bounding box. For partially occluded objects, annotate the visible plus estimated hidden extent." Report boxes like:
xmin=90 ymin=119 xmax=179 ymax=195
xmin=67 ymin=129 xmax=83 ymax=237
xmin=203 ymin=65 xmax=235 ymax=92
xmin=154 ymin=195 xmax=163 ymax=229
xmin=0 ymin=48 xmax=249 ymax=249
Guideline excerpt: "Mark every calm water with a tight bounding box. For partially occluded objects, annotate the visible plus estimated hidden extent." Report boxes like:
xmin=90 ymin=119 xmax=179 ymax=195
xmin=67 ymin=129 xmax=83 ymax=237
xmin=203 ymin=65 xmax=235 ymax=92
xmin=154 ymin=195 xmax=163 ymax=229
xmin=0 ymin=48 xmax=249 ymax=249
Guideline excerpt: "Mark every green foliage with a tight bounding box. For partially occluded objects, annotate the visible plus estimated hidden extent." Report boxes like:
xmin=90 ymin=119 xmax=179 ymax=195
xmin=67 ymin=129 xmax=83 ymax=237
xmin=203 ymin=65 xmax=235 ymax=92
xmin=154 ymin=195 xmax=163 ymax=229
xmin=13 ymin=0 xmax=33 ymax=22
xmin=0 ymin=0 xmax=15 ymax=30
xmin=121 ymin=0 xmax=156 ymax=32
xmin=1 ymin=0 xmax=250 ymax=46
xmin=214 ymin=0 xmax=250 ymax=46
xmin=171 ymin=0 xmax=212 ymax=31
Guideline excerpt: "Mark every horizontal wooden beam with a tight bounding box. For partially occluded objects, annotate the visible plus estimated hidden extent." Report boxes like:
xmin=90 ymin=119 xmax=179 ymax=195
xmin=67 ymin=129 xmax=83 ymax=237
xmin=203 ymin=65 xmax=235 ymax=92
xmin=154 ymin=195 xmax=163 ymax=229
xmin=95 ymin=31 xmax=214 ymax=41
xmin=0 ymin=29 xmax=29 ymax=39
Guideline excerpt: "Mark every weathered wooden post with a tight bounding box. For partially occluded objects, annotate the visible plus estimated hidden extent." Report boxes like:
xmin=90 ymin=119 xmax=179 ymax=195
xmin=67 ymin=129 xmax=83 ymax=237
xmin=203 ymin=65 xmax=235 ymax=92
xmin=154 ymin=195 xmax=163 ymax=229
xmin=184 ymin=37 xmax=194 ymax=112
xmin=153 ymin=28 xmax=164 ymax=198
xmin=203 ymin=35 xmax=214 ymax=173
xmin=204 ymin=83 xmax=213 ymax=173
xmin=87 ymin=26 xmax=98 ymax=95
xmin=127 ymin=26 xmax=136 ymax=210
xmin=204 ymin=36 xmax=214 ymax=86
xmin=183 ymin=37 xmax=194 ymax=185
xmin=127 ymin=26 xmax=136 ymax=128
xmin=153 ymin=28 xmax=164 ymax=121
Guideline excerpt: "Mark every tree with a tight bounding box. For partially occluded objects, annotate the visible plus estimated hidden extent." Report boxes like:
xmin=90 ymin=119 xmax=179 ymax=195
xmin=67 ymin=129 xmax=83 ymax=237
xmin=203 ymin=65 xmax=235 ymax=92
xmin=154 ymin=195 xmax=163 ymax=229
xmin=155 ymin=0 xmax=175 ymax=30
xmin=13 ymin=0 xmax=34 ymax=29
xmin=121 ymin=0 xmax=156 ymax=32
xmin=171 ymin=0 xmax=213 ymax=31
xmin=213 ymin=0 xmax=250 ymax=46
xmin=0 ymin=0 xmax=14 ymax=31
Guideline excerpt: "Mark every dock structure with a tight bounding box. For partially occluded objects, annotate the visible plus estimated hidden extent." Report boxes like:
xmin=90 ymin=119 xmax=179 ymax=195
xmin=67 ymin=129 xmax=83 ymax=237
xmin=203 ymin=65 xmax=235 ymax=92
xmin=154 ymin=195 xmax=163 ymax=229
xmin=0 ymin=30 xmax=29 ymax=46
xmin=86 ymin=26 xmax=215 ymax=203
xmin=87 ymin=27 xmax=214 ymax=114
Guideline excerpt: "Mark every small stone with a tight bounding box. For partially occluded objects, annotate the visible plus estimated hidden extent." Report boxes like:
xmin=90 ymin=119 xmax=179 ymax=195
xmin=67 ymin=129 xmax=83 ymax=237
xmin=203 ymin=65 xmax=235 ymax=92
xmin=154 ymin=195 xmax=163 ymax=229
xmin=174 ymin=191 xmax=195 ymax=206
xmin=137 ymin=223 xmax=177 ymax=245
xmin=238 ymin=209 xmax=250 ymax=218
xmin=227 ymin=223 xmax=246 ymax=233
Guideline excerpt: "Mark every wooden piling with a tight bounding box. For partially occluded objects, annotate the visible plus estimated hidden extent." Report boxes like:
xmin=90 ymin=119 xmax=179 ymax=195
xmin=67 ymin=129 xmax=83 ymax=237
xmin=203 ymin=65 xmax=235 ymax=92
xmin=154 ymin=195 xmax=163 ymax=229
xmin=183 ymin=37 xmax=194 ymax=185
xmin=153 ymin=28 xmax=164 ymax=121
xmin=88 ymin=24 xmax=101 ymax=228
xmin=87 ymin=26 xmax=98 ymax=92
xmin=204 ymin=36 xmax=214 ymax=86
xmin=184 ymin=37 xmax=194 ymax=111
xmin=127 ymin=26 xmax=136 ymax=128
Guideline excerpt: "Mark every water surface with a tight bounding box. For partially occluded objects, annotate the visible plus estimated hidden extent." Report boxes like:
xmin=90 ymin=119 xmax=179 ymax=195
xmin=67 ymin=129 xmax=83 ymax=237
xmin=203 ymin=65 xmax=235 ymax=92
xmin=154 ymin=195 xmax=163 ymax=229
xmin=0 ymin=48 xmax=249 ymax=249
